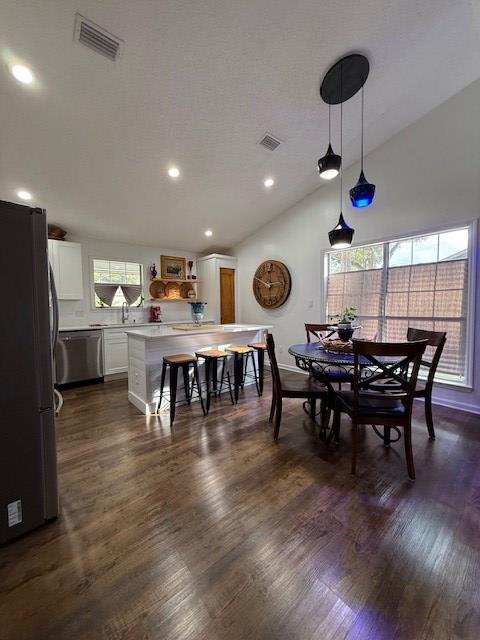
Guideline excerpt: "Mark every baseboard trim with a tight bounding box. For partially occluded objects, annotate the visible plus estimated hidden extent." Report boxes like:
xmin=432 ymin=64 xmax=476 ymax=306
xmin=276 ymin=363 xmax=480 ymax=416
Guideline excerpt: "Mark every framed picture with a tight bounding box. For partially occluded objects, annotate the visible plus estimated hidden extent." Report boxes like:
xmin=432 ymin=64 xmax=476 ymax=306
xmin=160 ymin=255 xmax=186 ymax=279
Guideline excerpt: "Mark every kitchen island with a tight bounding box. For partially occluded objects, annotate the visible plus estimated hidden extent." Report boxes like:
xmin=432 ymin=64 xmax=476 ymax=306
xmin=125 ymin=323 xmax=272 ymax=414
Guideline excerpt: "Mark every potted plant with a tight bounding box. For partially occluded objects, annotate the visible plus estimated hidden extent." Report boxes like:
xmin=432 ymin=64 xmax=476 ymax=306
xmin=334 ymin=306 xmax=358 ymax=341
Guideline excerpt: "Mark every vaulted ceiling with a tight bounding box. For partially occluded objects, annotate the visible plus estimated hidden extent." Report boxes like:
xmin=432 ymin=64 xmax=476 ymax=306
xmin=1 ymin=0 xmax=479 ymax=251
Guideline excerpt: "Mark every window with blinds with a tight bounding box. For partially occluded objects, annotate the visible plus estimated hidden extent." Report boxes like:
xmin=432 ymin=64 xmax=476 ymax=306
xmin=92 ymin=259 xmax=144 ymax=308
xmin=325 ymin=226 xmax=472 ymax=385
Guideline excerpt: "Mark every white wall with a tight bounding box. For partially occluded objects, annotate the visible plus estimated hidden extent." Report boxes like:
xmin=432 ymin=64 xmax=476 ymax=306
xmin=233 ymin=79 xmax=480 ymax=414
xmin=58 ymin=235 xmax=198 ymax=327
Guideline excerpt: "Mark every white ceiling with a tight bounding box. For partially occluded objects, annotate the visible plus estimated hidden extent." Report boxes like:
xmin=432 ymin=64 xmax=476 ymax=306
xmin=0 ymin=0 xmax=479 ymax=252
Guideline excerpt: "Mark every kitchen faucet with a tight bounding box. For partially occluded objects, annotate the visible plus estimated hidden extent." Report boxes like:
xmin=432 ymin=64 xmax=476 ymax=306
xmin=121 ymin=301 xmax=130 ymax=324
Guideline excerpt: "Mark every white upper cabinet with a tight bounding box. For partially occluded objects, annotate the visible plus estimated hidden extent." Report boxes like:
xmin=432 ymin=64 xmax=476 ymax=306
xmin=48 ymin=239 xmax=84 ymax=300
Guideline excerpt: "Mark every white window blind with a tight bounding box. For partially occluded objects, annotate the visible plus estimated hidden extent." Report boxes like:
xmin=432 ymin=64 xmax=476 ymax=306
xmin=92 ymin=259 xmax=143 ymax=308
xmin=325 ymin=226 xmax=472 ymax=385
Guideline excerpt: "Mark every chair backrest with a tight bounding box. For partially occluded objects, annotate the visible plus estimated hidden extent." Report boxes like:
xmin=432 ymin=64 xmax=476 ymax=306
xmin=407 ymin=327 xmax=447 ymax=387
xmin=305 ymin=323 xmax=335 ymax=343
xmin=351 ymin=339 xmax=428 ymax=416
xmin=266 ymin=333 xmax=282 ymax=394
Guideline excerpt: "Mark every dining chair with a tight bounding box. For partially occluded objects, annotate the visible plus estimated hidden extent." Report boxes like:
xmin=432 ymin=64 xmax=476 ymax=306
xmin=369 ymin=327 xmax=447 ymax=440
xmin=331 ymin=339 xmax=428 ymax=479
xmin=266 ymin=334 xmax=328 ymax=440
xmin=304 ymin=323 xmax=336 ymax=343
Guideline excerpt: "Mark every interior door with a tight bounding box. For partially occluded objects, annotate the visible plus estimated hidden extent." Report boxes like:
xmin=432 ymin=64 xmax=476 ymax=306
xmin=220 ymin=268 xmax=235 ymax=324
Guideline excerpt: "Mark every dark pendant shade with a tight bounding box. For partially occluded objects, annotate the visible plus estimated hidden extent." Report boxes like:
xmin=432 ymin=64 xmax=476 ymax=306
xmin=349 ymin=170 xmax=376 ymax=208
xmin=318 ymin=144 xmax=341 ymax=180
xmin=328 ymin=212 xmax=354 ymax=248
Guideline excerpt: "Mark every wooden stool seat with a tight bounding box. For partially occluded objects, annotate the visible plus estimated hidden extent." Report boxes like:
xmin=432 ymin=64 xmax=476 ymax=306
xmin=226 ymin=345 xmax=253 ymax=355
xmin=195 ymin=349 xmax=229 ymax=359
xmin=164 ymin=353 xmax=196 ymax=364
xmin=248 ymin=342 xmax=267 ymax=350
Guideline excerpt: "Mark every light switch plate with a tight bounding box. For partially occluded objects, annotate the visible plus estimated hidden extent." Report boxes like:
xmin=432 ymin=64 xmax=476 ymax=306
xmin=7 ymin=500 xmax=22 ymax=527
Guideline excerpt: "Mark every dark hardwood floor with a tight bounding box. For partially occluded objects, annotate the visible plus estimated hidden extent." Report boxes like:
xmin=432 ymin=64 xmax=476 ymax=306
xmin=1 ymin=378 xmax=479 ymax=640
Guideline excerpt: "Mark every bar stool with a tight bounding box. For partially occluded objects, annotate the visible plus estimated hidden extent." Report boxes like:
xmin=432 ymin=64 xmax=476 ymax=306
xmin=157 ymin=354 xmax=205 ymax=425
xmin=248 ymin=342 xmax=268 ymax=396
xmin=195 ymin=349 xmax=234 ymax=414
xmin=225 ymin=345 xmax=258 ymax=404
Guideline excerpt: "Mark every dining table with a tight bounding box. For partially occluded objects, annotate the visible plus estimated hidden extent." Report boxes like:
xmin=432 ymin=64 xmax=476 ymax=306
xmin=288 ymin=341 xmax=403 ymax=443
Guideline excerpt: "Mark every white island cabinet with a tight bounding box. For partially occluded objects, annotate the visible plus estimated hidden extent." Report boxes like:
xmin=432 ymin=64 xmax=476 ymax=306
xmin=125 ymin=324 xmax=272 ymax=415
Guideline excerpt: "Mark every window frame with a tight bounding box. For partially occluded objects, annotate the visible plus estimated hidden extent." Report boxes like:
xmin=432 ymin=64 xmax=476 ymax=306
xmin=322 ymin=220 xmax=477 ymax=390
xmin=90 ymin=257 xmax=145 ymax=310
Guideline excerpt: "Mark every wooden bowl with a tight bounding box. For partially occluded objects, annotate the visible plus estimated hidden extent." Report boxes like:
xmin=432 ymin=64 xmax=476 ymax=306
xmin=149 ymin=280 xmax=166 ymax=300
xmin=48 ymin=224 xmax=66 ymax=240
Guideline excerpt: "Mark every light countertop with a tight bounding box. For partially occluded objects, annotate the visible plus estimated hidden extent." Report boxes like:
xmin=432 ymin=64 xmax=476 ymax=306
xmin=59 ymin=320 xmax=199 ymax=332
xmin=124 ymin=323 xmax=272 ymax=340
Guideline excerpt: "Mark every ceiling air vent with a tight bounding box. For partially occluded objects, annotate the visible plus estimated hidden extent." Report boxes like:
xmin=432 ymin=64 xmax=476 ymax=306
xmin=258 ymin=133 xmax=282 ymax=151
xmin=74 ymin=14 xmax=123 ymax=62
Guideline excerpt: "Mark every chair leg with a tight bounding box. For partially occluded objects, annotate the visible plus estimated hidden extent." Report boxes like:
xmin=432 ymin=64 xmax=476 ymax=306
xmin=425 ymin=391 xmax=435 ymax=440
xmin=169 ymin=364 xmax=178 ymax=426
xmin=157 ymin=361 xmax=167 ymax=413
xmin=273 ymin=396 xmax=283 ymax=440
xmin=193 ymin=362 xmax=206 ymax=416
xmin=257 ymin=349 xmax=265 ymax=396
xmin=309 ymin=398 xmax=316 ymax=419
xmin=204 ymin=357 xmax=211 ymax=414
xmin=351 ymin=420 xmax=358 ymax=475
xmin=182 ymin=364 xmax=191 ymax=405
xmin=383 ymin=426 xmax=391 ymax=448
xmin=403 ymin=423 xmax=416 ymax=480
xmin=269 ymin=387 xmax=276 ymax=423
xmin=251 ymin=351 xmax=260 ymax=396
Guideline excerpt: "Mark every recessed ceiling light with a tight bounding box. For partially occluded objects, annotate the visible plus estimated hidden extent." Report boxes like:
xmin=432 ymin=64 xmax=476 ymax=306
xmin=11 ymin=64 xmax=34 ymax=85
xmin=204 ymin=229 xmax=213 ymax=237
xmin=17 ymin=190 xmax=32 ymax=201
xmin=167 ymin=166 xmax=180 ymax=178
xmin=264 ymin=177 xmax=275 ymax=188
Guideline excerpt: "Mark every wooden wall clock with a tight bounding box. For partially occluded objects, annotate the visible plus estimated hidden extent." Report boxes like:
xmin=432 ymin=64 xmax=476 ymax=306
xmin=253 ymin=260 xmax=291 ymax=309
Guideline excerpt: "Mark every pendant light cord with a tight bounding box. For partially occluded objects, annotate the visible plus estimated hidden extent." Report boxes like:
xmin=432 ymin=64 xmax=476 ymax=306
xmin=339 ymin=64 xmax=343 ymax=213
xmin=361 ymin=85 xmax=364 ymax=173
xmin=328 ymin=103 xmax=331 ymax=144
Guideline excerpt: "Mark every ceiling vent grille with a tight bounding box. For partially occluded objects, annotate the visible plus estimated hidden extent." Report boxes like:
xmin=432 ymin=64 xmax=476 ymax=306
xmin=258 ymin=133 xmax=282 ymax=151
xmin=74 ymin=14 xmax=123 ymax=61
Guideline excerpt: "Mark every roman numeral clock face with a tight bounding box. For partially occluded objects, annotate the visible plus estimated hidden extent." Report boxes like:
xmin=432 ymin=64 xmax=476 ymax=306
xmin=253 ymin=260 xmax=291 ymax=309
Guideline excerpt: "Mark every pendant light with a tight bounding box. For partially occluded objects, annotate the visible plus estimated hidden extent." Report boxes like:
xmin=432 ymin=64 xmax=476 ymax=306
xmin=328 ymin=92 xmax=354 ymax=248
xmin=349 ymin=86 xmax=376 ymax=208
xmin=318 ymin=104 xmax=341 ymax=180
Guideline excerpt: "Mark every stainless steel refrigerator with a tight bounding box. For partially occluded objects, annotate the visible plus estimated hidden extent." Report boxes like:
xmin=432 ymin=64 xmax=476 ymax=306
xmin=0 ymin=200 xmax=59 ymax=544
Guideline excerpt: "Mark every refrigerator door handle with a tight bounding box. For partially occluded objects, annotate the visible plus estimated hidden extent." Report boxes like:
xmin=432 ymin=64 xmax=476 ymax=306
xmin=49 ymin=263 xmax=59 ymax=355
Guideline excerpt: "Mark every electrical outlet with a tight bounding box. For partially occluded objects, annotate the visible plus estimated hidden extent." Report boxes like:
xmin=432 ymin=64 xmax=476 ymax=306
xmin=278 ymin=345 xmax=284 ymax=354
xmin=308 ymin=299 xmax=314 ymax=308
xmin=7 ymin=500 xmax=22 ymax=527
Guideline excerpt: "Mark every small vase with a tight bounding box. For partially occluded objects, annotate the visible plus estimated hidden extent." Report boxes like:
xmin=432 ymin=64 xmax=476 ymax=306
xmin=337 ymin=322 xmax=354 ymax=342
xmin=189 ymin=301 xmax=207 ymax=325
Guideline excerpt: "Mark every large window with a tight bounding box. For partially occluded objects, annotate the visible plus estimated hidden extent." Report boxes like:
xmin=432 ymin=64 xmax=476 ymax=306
xmin=325 ymin=225 xmax=473 ymax=385
xmin=92 ymin=259 xmax=143 ymax=308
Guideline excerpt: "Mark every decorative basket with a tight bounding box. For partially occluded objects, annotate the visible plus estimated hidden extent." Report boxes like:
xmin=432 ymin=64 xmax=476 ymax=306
xmin=322 ymin=338 xmax=353 ymax=354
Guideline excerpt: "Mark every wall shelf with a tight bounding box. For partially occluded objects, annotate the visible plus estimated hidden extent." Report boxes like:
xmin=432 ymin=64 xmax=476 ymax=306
xmin=149 ymin=278 xmax=198 ymax=302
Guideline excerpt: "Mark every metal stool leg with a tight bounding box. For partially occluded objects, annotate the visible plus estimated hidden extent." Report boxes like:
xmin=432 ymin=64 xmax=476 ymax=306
xmin=251 ymin=351 xmax=259 ymax=396
xmin=182 ymin=363 xmax=191 ymax=405
xmin=233 ymin=352 xmax=242 ymax=404
xmin=169 ymin=364 xmax=178 ymax=426
xmin=157 ymin=361 xmax=168 ymax=413
xmin=226 ymin=371 xmax=234 ymax=405
xmin=192 ymin=361 xmax=206 ymax=416
xmin=204 ymin=357 xmax=212 ymax=414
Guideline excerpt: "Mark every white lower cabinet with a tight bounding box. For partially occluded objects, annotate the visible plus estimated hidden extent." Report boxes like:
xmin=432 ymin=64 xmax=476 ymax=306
xmin=103 ymin=329 xmax=128 ymax=375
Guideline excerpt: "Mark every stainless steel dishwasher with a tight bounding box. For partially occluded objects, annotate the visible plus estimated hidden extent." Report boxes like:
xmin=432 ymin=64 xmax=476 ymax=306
xmin=56 ymin=330 xmax=103 ymax=384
